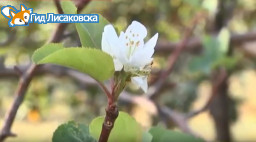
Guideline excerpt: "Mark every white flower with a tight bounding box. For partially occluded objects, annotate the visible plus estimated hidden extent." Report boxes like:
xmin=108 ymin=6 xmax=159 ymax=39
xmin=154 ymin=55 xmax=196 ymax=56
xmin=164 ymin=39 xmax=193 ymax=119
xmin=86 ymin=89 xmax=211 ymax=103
xmin=102 ymin=21 xmax=158 ymax=93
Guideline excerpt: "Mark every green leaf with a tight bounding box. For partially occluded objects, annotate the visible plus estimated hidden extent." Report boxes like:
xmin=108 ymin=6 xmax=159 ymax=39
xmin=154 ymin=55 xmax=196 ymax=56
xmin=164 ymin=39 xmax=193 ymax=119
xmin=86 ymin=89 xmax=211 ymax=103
xmin=89 ymin=111 xmax=143 ymax=142
xmin=52 ymin=121 xmax=96 ymax=142
xmin=61 ymin=1 xmax=77 ymax=14
xmin=149 ymin=127 xmax=204 ymax=142
xmin=76 ymin=14 xmax=109 ymax=48
xmin=218 ymin=28 xmax=230 ymax=54
xmin=32 ymin=44 xmax=114 ymax=81
xmin=212 ymin=56 xmax=239 ymax=71
xmin=142 ymin=131 xmax=153 ymax=142
xmin=32 ymin=43 xmax=63 ymax=63
xmin=189 ymin=35 xmax=220 ymax=74
xmin=189 ymin=28 xmax=231 ymax=75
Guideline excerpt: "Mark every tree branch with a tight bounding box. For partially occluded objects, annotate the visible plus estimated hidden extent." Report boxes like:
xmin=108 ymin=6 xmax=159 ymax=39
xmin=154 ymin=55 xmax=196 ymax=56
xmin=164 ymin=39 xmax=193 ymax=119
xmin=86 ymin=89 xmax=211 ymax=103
xmin=98 ymin=83 xmax=119 ymax=142
xmin=0 ymin=64 xmax=97 ymax=85
xmin=157 ymin=105 xmax=197 ymax=136
xmin=155 ymin=31 xmax=256 ymax=54
xmin=148 ymin=14 xmax=204 ymax=100
xmin=54 ymin=0 xmax=64 ymax=14
xmin=187 ymin=68 xmax=228 ymax=118
xmin=0 ymin=64 xmax=38 ymax=141
xmin=0 ymin=1 xmax=91 ymax=141
xmin=119 ymin=92 xmax=200 ymax=138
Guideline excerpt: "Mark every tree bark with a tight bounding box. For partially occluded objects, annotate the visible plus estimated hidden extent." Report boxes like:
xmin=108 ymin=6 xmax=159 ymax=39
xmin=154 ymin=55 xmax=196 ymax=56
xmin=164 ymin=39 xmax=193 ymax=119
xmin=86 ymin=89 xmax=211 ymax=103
xmin=209 ymin=71 xmax=231 ymax=142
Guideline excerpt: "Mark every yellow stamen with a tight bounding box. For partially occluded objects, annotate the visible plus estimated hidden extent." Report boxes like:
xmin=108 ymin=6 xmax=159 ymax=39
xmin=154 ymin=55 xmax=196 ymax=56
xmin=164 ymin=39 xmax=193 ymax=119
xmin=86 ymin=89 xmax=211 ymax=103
xmin=136 ymin=41 xmax=140 ymax=47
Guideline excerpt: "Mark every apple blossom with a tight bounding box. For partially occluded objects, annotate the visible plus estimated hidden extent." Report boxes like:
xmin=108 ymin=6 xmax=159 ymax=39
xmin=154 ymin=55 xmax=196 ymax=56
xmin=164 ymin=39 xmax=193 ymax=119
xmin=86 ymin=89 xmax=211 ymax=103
xmin=102 ymin=21 xmax=158 ymax=93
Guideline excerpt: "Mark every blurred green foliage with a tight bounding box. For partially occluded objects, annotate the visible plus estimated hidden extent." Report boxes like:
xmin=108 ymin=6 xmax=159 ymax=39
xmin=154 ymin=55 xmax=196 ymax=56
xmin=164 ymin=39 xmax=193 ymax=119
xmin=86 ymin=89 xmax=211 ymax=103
xmin=149 ymin=126 xmax=204 ymax=142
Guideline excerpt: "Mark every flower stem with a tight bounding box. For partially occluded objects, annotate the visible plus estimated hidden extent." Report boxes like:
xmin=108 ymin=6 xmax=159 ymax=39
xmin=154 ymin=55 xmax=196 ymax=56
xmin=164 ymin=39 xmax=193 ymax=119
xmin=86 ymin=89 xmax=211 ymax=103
xmin=98 ymin=71 xmax=129 ymax=142
xmin=98 ymin=102 xmax=119 ymax=142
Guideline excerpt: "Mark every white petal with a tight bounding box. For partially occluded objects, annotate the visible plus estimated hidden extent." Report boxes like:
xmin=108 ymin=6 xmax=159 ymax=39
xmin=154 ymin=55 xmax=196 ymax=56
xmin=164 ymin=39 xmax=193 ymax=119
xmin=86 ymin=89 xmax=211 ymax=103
xmin=130 ymin=48 xmax=153 ymax=68
xmin=102 ymin=25 xmax=128 ymax=69
xmin=102 ymin=31 xmax=113 ymax=56
xmin=114 ymin=59 xmax=123 ymax=71
xmin=117 ymin=31 xmax=129 ymax=63
xmin=129 ymin=33 xmax=158 ymax=67
xmin=102 ymin=24 xmax=119 ymax=56
xmin=144 ymin=33 xmax=159 ymax=57
xmin=131 ymin=76 xmax=148 ymax=93
xmin=126 ymin=21 xmax=147 ymax=39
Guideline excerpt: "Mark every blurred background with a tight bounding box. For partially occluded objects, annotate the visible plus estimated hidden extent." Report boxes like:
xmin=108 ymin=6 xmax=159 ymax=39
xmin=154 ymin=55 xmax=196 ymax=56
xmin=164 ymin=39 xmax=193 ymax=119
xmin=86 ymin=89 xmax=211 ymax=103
xmin=0 ymin=0 xmax=256 ymax=141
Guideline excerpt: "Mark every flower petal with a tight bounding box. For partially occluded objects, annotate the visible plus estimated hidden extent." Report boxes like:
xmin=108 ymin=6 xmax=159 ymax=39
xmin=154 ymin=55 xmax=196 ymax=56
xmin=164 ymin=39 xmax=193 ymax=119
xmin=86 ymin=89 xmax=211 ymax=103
xmin=102 ymin=24 xmax=126 ymax=71
xmin=126 ymin=21 xmax=147 ymax=39
xmin=117 ymin=31 xmax=129 ymax=63
xmin=130 ymin=49 xmax=153 ymax=68
xmin=121 ymin=21 xmax=147 ymax=62
xmin=131 ymin=76 xmax=148 ymax=93
xmin=130 ymin=33 xmax=158 ymax=67
xmin=102 ymin=32 xmax=113 ymax=56
xmin=102 ymin=24 xmax=119 ymax=56
xmin=144 ymin=33 xmax=159 ymax=57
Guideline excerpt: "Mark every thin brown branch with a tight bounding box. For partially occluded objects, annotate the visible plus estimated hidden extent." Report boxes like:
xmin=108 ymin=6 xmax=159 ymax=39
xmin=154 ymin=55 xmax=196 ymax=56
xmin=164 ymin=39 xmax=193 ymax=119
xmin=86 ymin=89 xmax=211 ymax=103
xmin=48 ymin=0 xmax=91 ymax=43
xmin=119 ymin=92 xmax=200 ymax=138
xmin=187 ymin=68 xmax=228 ymax=118
xmin=148 ymin=14 xmax=204 ymax=100
xmin=99 ymin=86 xmax=119 ymax=142
xmin=98 ymin=72 xmax=130 ymax=142
xmin=48 ymin=22 xmax=69 ymax=43
xmin=99 ymin=103 xmax=118 ymax=142
xmin=54 ymin=0 xmax=64 ymax=14
xmin=155 ymin=31 xmax=256 ymax=54
xmin=13 ymin=66 xmax=23 ymax=76
xmin=97 ymin=81 xmax=112 ymax=99
xmin=0 ymin=1 xmax=91 ymax=141
xmin=75 ymin=0 xmax=91 ymax=13
xmin=0 ymin=65 xmax=97 ymax=86
xmin=157 ymin=105 xmax=197 ymax=136
xmin=0 ymin=64 xmax=38 ymax=142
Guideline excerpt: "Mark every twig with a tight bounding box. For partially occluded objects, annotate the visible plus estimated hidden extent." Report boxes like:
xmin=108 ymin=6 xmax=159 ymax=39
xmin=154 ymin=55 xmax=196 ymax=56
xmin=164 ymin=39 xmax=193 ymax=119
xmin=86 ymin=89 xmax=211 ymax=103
xmin=98 ymin=85 xmax=119 ymax=142
xmin=0 ymin=1 xmax=91 ymax=141
xmin=99 ymin=103 xmax=118 ymax=142
xmin=53 ymin=0 xmax=64 ymax=14
xmin=0 ymin=64 xmax=38 ymax=142
xmin=119 ymin=92 xmax=200 ymax=137
xmin=148 ymin=14 xmax=204 ymax=100
xmin=98 ymin=72 xmax=130 ymax=142
xmin=187 ymin=68 xmax=228 ymax=118
xmin=13 ymin=66 xmax=23 ymax=76
xmin=49 ymin=0 xmax=91 ymax=43
xmin=75 ymin=0 xmax=91 ymax=13
xmin=157 ymin=105 xmax=196 ymax=135
xmin=155 ymin=30 xmax=256 ymax=54
xmin=0 ymin=65 xmax=97 ymax=86
xmin=97 ymin=81 xmax=112 ymax=99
